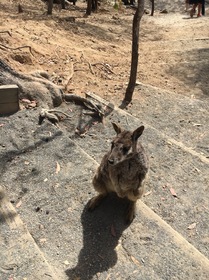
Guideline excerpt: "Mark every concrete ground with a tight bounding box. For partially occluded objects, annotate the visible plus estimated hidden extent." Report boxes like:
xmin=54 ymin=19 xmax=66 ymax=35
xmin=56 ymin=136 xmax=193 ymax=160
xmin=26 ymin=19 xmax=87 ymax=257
xmin=1 ymin=83 xmax=209 ymax=279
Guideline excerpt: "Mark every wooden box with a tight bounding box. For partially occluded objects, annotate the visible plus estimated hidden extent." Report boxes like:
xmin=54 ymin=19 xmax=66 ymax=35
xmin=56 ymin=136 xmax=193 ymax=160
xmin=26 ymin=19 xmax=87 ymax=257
xmin=0 ymin=85 xmax=19 ymax=115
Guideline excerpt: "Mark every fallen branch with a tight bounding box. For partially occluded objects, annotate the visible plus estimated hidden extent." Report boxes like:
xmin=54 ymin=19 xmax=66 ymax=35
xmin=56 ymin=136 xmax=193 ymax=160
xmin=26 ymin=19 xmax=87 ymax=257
xmin=63 ymin=93 xmax=104 ymax=120
xmin=92 ymin=62 xmax=115 ymax=75
xmin=0 ymin=31 xmax=12 ymax=36
xmin=47 ymin=109 xmax=72 ymax=119
xmin=86 ymin=60 xmax=94 ymax=75
xmin=64 ymin=62 xmax=74 ymax=90
xmin=39 ymin=109 xmax=71 ymax=126
xmin=0 ymin=44 xmax=33 ymax=55
xmin=80 ymin=52 xmax=94 ymax=75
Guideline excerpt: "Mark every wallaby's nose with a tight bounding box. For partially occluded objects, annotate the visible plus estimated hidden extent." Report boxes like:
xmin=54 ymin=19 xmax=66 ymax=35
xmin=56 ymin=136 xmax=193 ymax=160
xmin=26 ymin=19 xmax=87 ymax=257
xmin=108 ymin=158 xmax=114 ymax=165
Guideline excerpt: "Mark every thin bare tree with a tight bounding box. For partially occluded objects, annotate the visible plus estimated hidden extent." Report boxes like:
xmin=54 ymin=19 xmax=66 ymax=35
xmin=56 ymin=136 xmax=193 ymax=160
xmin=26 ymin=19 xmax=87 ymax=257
xmin=86 ymin=0 xmax=98 ymax=16
xmin=47 ymin=0 xmax=67 ymax=14
xmin=47 ymin=0 xmax=54 ymax=15
xmin=123 ymin=0 xmax=145 ymax=104
xmin=150 ymin=0 xmax=154 ymax=16
xmin=61 ymin=0 xmax=65 ymax=9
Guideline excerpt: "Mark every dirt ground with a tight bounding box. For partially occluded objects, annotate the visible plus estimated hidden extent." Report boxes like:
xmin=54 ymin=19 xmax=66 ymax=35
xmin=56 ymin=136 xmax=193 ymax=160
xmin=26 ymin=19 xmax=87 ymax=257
xmin=0 ymin=0 xmax=208 ymax=105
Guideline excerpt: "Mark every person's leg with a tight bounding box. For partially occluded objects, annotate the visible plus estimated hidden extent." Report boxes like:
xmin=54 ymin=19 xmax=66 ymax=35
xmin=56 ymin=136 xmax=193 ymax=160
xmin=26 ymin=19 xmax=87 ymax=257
xmin=202 ymin=0 xmax=205 ymax=15
xmin=197 ymin=3 xmax=202 ymax=16
xmin=190 ymin=3 xmax=197 ymax=17
xmin=185 ymin=0 xmax=190 ymax=11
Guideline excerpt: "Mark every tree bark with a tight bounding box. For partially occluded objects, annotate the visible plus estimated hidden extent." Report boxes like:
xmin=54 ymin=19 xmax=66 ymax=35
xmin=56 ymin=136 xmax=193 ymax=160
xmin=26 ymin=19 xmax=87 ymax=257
xmin=61 ymin=0 xmax=65 ymax=9
xmin=86 ymin=0 xmax=92 ymax=15
xmin=47 ymin=0 xmax=54 ymax=15
xmin=123 ymin=0 xmax=144 ymax=103
xmin=86 ymin=0 xmax=98 ymax=15
xmin=92 ymin=0 xmax=98 ymax=12
xmin=150 ymin=0 xmax=154 ymax=16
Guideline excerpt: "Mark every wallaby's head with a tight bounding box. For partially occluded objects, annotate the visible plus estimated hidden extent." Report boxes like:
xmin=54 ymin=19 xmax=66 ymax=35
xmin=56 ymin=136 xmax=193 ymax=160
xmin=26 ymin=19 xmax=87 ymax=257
xmin=108 ymin=122 xmax=144 ymax=165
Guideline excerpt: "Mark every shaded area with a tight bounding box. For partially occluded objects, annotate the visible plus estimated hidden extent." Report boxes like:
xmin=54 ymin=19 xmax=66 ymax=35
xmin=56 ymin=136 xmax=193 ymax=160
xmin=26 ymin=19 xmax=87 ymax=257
xmin=144 ymin=0 xmax=185 ymax=12
xmin=66 ymin=194 xmax=129 ymax=280
xmin=0 ymin=0 xmax=182 ymax=46
xmin=0 ymin=187 xmax=17 ymax=226
xmin=167 ymin=47 xmax=209 ymax=96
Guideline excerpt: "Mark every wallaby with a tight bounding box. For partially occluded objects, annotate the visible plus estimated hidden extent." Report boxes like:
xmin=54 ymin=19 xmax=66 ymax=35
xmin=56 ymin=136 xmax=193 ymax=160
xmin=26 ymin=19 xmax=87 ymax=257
xmin=88 ymin=122 xmax=149 ymax=224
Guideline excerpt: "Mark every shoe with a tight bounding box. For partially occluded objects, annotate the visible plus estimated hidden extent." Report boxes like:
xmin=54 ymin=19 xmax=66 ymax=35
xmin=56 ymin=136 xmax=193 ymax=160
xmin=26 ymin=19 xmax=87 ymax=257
xmin=197 ymin=14 xmax=201 ymax=17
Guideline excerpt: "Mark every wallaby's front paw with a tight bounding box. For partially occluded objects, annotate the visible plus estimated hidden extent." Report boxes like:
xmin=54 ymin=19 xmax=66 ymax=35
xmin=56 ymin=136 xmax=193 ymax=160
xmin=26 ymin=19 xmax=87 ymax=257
xmin=125 ymin=210 xmax=135 ymax=224
xmin=125 ymin=201 xmax=136 ymax=224
xmin=88 ymin=197 xmax=98 ymax=211
xmin=88 ymin=194 xmax=106 ymax=211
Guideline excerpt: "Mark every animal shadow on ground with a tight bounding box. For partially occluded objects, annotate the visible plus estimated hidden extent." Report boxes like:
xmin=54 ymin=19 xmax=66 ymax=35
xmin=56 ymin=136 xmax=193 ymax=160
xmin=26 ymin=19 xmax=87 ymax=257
xmin=65 ymin=193 xmax=130 ymax=280
xmin=0 ymin=188 xmax=17 ymax=225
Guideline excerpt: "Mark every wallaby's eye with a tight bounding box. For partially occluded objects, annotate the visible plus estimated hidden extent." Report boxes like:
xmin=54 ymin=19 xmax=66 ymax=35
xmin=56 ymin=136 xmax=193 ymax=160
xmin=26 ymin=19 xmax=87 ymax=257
xmin=122 ymin=147 xmax=129 ymax=154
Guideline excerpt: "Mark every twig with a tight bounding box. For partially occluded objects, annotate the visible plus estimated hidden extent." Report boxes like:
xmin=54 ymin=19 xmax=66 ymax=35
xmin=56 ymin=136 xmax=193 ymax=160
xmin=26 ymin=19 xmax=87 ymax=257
xmin=0 ymin=31 xmax=12 ymax=36
xmin=64 ymin=63 xmax=74 ymax=90
xmin=38 ymin=109 xmax=71 ymax=126
xmin=80 ymin=52 xmax=84 ymax=61
xmin=47 ymin=109 xmax=72 ymax=119
xmin=0 ymin=44 xmax=33 ymax=55
xmin=79 ymin=51 xmax=94 ymax=75
xmin=86 ymin=60 xmax=94 ymax=75
xmin=92 ymin=62 xmax=115 ymax=75
xmin=54 ymin=45 xmax=61 ymax=60
xmin=63 ymin=93 xmax=104 ymax=120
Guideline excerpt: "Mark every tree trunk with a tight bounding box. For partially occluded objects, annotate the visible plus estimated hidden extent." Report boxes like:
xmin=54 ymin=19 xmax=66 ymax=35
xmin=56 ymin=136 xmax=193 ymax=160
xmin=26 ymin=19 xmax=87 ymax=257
xmin=92 ymin=0 xmax=98 ymax=12
xmin=86 ymin=0 xmax=98 ymax=15
xmin=86 ymin=0 xmax=92 ymax=15
xmin=61 ymin=0 xmax=65 ymax=9
xmin=202 ymin=0 xmax=205 ymax=15
xmin=48 ymin=0 xmax=54 ymax=15
xmin=123 ymin=0 xmax=144 ymax=103
xmin=150 ymin=0 xmax=154 ymax=16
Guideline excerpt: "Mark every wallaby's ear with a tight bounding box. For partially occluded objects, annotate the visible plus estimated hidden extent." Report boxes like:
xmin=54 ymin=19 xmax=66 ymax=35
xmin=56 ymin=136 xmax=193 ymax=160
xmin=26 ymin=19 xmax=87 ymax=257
xmin=132 ymin=126 xmax=144 ymax=142
xmin=112 ymin=122 xmax=122 ymax=135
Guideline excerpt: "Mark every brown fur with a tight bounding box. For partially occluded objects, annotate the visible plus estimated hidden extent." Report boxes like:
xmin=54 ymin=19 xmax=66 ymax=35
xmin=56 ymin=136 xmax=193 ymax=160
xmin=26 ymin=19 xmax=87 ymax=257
xmin=88 ymin=122 xmax=149 ymax=224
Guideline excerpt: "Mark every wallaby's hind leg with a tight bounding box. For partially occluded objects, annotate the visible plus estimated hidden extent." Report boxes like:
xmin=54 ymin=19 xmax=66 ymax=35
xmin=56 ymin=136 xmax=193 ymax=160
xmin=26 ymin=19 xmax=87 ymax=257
xmin=88 ymin=193 xmax=107 ymax=211
xmin=126 ymin=201 xmax=136 ymax=224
